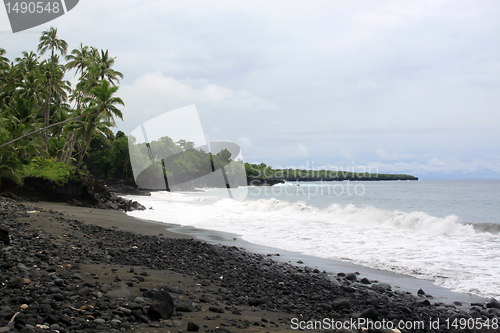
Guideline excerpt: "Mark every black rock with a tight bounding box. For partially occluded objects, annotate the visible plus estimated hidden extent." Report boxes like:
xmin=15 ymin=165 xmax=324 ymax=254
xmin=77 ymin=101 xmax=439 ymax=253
xmin=488 ymin=308 xmax=500 ymax=316
xmin=208 ymin=306 xmax=224 ymax=313
xmin=147 ymin=291 xmax=174 ymax=320
xmin=131 ymin=310 xmax=149 ymax=323
xmin=469 ymin=311 xmax=481 ymax=319
xmin=360 ymin=277 xmax=371 ymax=284
xmin=187 ymin=322 xmax=200 ymax=331
xmin=487 ymin=298 xmax=500 ymax=310
xmin=319 ymin=303 xmax=333 ymax=311
xmin=176 ymin=300 xmax=195 ymax=312
xmin=416 ymin=299 xmax=431 ymax=306
xmin=360 ymin=307 xmax=378 ymax=320
xmin=38 ymin=304 xmax=52 ymax=314
xmin=8 ymin=278 xmax=23 ymax=289
xmin=248 ymin=298 xmax=262 ymax=306
xmin=333 ymin=298 xmax=352 ymax=309
xmin=345 ymin=273 xmax=357 ymax=282
xmin=0 ymin=225 xmax=10 ymax=245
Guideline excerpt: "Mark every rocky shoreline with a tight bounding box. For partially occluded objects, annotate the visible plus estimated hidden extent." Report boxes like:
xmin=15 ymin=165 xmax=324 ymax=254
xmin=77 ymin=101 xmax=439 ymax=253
xmin=0 ymin=176 xmax=146 ymax=212
xmin=1 ymin=197 xmax=499 ymax=332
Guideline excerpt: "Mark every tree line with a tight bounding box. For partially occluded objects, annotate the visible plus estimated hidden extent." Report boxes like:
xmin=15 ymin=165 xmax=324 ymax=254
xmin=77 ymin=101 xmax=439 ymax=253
xmin=86 ymin=133 xmax=245 ymax=185
xmin=0 ymin=27 xmax=124 ymax=187
xmin=245 ymin=163 xmax=418 ymax=181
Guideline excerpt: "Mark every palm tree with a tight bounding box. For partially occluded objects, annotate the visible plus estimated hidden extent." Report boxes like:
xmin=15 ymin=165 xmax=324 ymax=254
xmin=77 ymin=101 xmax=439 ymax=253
xmin=0 ymin=79 xmax=123 ymax=153
xmin=82 ymin=80 xmax=124 ymax=125
xmin=37 ymin=27 xmax=68 ymax=145
xmin=0 ymin=57 xmax=18 ymax=109
xmin=0 ymin=49 xmax=11 ymax=110
xmin=71 ymin=115 xmax=114 ymax=170
xmin=14 ymin=51 xmax=44 ymax=107
xmin=72 ymin=80 xmax=123 ymax=169
xmin=40 ymin=56 xmax=71 ymax=111
xmin=0 ymin=48 xmax=9 ymax=69
xmin=65 ymin=43 xmax=92 ymax=76
xmin=90 ymin=49 xmax=124 ymax=86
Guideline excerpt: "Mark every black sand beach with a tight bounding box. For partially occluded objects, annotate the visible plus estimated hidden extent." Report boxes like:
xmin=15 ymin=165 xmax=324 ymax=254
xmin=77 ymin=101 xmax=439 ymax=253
xmin=1 ymin=197 xmax=499 ymax=333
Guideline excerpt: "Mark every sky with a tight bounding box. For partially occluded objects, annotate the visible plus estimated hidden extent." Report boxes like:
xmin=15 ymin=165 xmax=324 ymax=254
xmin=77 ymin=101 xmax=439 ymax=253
xmin=1 ymin=0 xmax=499 ymax=179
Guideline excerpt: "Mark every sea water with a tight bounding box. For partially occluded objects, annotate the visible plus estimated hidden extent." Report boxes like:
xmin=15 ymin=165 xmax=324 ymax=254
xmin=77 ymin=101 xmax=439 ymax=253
xmin=124 ymin=180 xmax=500 ymax=299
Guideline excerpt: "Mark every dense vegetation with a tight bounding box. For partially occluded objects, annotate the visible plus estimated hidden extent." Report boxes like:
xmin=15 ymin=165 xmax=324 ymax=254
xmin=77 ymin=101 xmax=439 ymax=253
xmin=85 ymin=132 xmax=245 ymax=187
xmin=0 ymin=27 xmax=124 ymax=186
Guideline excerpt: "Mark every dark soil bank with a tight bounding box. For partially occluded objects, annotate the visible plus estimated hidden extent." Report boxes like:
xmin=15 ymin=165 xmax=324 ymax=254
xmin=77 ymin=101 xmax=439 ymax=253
xmin=1 ymin=197 xmax=499 ymax=332
xmin=0 ymin=176 xmax=145 ymax=212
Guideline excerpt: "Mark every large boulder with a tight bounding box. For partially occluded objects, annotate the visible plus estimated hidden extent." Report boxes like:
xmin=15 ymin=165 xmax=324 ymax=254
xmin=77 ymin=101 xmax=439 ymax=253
xmin=487 ymin=298 xmax=500 ymax=310
xmin=0 ymin=225 xmax=10 ymax=245
xmin=148 ymin=291 xmax=174 ymax=320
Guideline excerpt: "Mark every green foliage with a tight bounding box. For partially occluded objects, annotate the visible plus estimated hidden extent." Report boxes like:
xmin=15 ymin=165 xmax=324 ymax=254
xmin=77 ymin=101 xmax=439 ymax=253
xmin=0 ymin=150 xmax=25 ymax=187
xmin=84 ymin=134 xmax=246 ymax=183
xmin=21 ymin=157 xmax=78 ymax=185
xmin=244 ymin=163 xmax=418 ymax=181
xmin=0 ymin=27 xmax=125 ymax=188
xmin=82 ymin=133 xmax=112 ymax=178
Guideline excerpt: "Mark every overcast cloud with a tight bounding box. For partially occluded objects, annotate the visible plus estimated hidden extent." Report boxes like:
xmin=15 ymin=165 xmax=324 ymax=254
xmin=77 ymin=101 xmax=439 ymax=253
xmin=1 ymin=0 xmax=499 ymax=179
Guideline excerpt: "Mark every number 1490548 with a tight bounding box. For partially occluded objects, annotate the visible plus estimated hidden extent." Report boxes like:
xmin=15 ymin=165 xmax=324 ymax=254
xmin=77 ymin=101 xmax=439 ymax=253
xmin=5 ymin=2 xmax=60 ymax=14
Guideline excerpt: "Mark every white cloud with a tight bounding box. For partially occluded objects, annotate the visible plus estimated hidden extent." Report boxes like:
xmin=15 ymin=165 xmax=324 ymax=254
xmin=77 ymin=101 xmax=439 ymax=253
xmin=124 ymin=72 xmax=232 ymax=105
xmin=117 ymin=72 xmax=279 ymax=135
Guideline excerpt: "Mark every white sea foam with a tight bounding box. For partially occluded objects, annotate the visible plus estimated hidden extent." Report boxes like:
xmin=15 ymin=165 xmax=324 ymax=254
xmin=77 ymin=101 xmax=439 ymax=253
xmin=125 ymin=190 xmax=500 ymax=299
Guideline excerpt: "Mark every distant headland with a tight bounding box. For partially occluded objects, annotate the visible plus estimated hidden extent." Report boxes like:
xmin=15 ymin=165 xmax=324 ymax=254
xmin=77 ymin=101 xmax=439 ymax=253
xmin=245 ymin=163 xmax=418 ymax=186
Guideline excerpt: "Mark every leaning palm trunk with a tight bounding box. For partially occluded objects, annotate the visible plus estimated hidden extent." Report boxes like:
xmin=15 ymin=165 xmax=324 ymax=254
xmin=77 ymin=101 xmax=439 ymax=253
xmin=76 ymin=134 xmax=91 ymax=170
xmin=59 ymin=132 xmax=74 ymax=162
xmin=43 ymin=49 xmax=55 ymax=151
xmin=0 ymin=111 xmax=99 ymax=151
xmin=65 ymin=136 xmax=77 ymax=164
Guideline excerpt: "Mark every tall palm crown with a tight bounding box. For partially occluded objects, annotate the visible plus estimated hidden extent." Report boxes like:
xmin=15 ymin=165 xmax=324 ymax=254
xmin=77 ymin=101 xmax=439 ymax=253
xmin=0 ymin=48 xmax=9 ymax=69
xmin=83 ymin=80 xmax=124 ymax=126
xmin=65 ymin=43 xmax=91 ymax=76
xmin=37 ymin=27 xmax=68 ymax=57
xmin=92 ymin=49 xmax=124 ymax=86
xmin=15 ymin=51 xmax=43 ymax=103
xmin=0 ymin=49 xmax=12 ymax=108
xmin=37 ymin=27 xmax=68 ymax=147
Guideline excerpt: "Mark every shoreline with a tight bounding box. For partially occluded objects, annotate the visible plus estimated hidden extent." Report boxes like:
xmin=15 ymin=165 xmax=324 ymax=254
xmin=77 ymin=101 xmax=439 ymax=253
xmin=166 ymin=224 xmax=487 ymax=307
xmin=32 ymin=200 xmax=487 ymax=305
xmin=2 ymin=198 xmax=499 ymax=332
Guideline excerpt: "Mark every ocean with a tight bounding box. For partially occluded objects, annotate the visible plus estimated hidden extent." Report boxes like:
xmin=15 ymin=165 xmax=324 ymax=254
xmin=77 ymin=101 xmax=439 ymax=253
xmin=124 ymin=180 xmax=500 ymax=299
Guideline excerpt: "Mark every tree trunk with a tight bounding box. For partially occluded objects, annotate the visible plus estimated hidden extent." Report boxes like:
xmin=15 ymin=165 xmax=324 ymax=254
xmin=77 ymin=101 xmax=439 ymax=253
xmin=60 ymin=132 xmax=73 ymax=162
xmin=76 ymin=135 xmax=91 ymax=170
xmin=65 ymin=136 xmax=76 ymax=164
xmin=0 ymin=111 xmax=98 ymax=151
xmin=44 ymin=48 xmax=55 ymax=151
